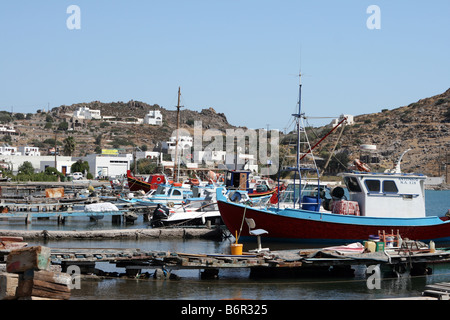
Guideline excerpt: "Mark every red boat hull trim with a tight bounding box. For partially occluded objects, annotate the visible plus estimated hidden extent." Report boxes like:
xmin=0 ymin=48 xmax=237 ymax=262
xmin=218 ymin=201 xmax=450 ymax=244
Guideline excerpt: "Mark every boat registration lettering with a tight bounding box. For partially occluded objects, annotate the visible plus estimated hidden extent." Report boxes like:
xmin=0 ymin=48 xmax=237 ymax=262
xmin=399 ymin=178 xmax=417 ymax=185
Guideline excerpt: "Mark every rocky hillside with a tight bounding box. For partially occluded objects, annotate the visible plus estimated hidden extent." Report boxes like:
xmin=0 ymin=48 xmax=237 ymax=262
xmin=317 ymin=88 xmax=450 ymax=177
xmin=9 ymin=100 xmax=239 ymax=157
xmin=4 ymin=88 xmax=450 ymax=177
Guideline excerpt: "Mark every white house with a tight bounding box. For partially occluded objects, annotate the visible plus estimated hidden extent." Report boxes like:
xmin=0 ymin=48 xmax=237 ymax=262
xmin=40 ymin=156 xmax=79 ymax=176
xmin=144 ymin=110 xmax=163 ymax=125
xmin=0 ymin=125 xmax=18 ymax=136
xmin=167 ymin=136 xmax=193 ymax=152
xmin=0 ymin=145 xmax=20 ymax=156
xmin=18 ymin=146 xmax=41 ymax=156
xmin=193 ymin=150 xmax=227 ymax=165
xmin=73 ymin=106 xmax=102 ymax=120
xmin=136 ymin=151 xmax=160 ymax=160
xmin=84 ymin=153 xmax=133 ymax=178
xmin=225 ymin=152 xmax=259 ymax=173
xmin=330 ymin=114 xmax=354 ymax=127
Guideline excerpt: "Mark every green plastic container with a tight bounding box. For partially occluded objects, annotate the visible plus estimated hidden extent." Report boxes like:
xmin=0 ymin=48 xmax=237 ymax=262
xmin=376 ymin=242 xmax=385 ymax=252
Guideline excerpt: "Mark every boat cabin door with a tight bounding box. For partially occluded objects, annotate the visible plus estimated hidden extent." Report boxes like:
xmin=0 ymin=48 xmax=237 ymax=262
xmin=239 ymin=173 xmax=247 ymax=190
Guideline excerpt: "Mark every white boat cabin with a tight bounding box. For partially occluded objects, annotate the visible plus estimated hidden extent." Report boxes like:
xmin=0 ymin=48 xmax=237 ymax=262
xmin=341 ymin=172 xmax=426 ymax=218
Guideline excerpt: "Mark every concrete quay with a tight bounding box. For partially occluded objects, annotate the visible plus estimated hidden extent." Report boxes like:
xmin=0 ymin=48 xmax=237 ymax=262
xmin=0 ymin=227 xmax=224 ymax=241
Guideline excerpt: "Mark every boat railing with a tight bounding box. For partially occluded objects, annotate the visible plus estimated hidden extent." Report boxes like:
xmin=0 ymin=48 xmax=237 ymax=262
xmin=277 ymin=189 xmax=319 ymax=204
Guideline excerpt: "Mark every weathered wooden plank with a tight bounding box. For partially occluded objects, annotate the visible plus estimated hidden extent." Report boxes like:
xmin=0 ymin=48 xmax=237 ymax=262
xmin=16 ymin=270 xmax=71 ymax=300
xmin=23 ymin=269 xmax=72 ymax=286
xmin=0 ymin=272 xmax=19 ymax=300
xmin=0 ymin=241 xmax=28 ymax=251
xmin=0 ymin=236 xmax=24 ymax=242
xmin=6 ymin=246 xmax=51 ymax=273
xmin=16 ymin=278 xmax=70 ymax=300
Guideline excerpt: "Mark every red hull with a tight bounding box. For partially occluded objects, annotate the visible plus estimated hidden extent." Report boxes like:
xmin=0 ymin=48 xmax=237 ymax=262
xmin=126 ymin=170 xmax=165 ymax=193
xmin=218 ymin=201 xmax=450 ymax=243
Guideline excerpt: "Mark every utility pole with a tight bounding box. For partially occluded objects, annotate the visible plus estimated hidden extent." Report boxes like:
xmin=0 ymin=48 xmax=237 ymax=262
xmin=54 ymin=131 xmax=58 ymax=170
xmin=173 ymin=87 xmax=183 ymax=182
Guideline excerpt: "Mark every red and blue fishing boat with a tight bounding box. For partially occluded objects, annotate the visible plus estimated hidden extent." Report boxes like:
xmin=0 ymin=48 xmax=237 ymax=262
xmin=217 ymin=75 xmax=450 ymax=244
xmin=217 ymin=171 xmax=450 ymax=243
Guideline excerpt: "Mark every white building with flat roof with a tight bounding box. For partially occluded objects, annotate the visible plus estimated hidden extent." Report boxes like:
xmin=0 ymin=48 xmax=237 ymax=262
xmin=330 ymin=114 xmax=354 ymax=127
xmin=144 ymin=110 xmax=163 ymax=125
xmin=73 ymin=106 xmax=101 ymax=120
xmin=84 ymin=153 xmax=133 ymax=178
xmin=0 ymin=145 xmax=20 ymax=156
xmin=18 ymin=146 xmax=41 ymax=156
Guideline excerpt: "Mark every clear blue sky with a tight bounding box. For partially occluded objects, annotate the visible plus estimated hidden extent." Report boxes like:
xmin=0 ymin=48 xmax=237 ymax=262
xmin=0 ymin=1 xmax=449 ymax=130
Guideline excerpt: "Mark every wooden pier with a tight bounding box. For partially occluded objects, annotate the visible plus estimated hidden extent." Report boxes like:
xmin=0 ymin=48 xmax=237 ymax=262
xmin=44 ymin=245 xmax=450 ymax=279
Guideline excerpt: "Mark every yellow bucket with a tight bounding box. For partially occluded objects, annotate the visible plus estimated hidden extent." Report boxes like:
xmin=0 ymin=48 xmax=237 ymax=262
xmin=230 ymin=243 xmax=243 ymax=255
xmin=364 ymin=241 xmax=376 ymax=253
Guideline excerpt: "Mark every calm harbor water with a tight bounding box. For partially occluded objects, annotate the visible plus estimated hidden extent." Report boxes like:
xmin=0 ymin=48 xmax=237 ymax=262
xmin=2 ymin=190 xmax=450 ymax=300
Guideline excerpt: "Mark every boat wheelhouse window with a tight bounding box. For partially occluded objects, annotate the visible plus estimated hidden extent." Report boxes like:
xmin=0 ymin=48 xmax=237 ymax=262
xmin=344 ymin=177 xmax=362 ymax=192
xmin=172 ymin=189 xmax=182 ymax=196
xmin=365 ymin=180 xmax=380 ymax=192
xmin=383 ymin=180 xmax=398 ymax=193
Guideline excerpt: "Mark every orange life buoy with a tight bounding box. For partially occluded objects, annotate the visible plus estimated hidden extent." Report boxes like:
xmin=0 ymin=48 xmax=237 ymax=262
xmin=354 ymin=159 xmax=370 ymax=172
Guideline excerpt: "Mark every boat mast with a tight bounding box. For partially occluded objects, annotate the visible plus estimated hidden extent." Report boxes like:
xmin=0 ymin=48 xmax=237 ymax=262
xmin=173 ymin=87 xmax=182 ymax=183
xmin=292 ymin=73 xmax=303 ymax=208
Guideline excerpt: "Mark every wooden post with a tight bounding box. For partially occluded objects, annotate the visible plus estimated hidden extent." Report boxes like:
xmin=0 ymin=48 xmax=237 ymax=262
xmin=16 ymin=270 xmax=71 ymax=300
xmin=6 ymin=246 xmax=51 ymax=273
xmin=57 ymin=214 xmax=65 ymax=225
xmin=3 ymin=246 xmax=72 ymax=300
xmin=0 ymin=273 xmax=19 ymax=300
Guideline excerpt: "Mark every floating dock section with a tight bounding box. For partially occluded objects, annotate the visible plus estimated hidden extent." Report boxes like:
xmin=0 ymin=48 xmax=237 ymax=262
xmin=26 ymin=245 xmax=450 ymax=279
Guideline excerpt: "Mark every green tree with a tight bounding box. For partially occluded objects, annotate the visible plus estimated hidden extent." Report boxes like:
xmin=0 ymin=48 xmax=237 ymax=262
xmin=58 ymin=121 xmax=69 ymax=131
xmin=0 ymin=112 xmax=12 ymax=123
xmin=71 ymin=159 xmax=90 ymax=173
xmin=63 ymin=136 xmax=76 ymax=156
xmin=18 ymin=161 xmax=34 ymax=175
